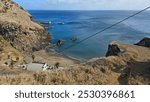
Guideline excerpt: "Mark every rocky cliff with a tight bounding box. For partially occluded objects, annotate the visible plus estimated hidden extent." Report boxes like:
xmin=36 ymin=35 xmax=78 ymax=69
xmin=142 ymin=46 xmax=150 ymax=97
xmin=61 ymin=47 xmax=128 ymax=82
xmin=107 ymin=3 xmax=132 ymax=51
xmin=87 ymin=40 xmax=150 ymax=84
xmin=0 ymin=0 xmax=51 ymax=66
xmin=0 ymin=0 xmax=51 ymax=53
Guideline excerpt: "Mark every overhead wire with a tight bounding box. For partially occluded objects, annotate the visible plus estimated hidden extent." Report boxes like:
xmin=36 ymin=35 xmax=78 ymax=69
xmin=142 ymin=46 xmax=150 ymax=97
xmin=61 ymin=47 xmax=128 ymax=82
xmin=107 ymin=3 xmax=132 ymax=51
xmin=58 ymin=6 xmax=150 ymax=53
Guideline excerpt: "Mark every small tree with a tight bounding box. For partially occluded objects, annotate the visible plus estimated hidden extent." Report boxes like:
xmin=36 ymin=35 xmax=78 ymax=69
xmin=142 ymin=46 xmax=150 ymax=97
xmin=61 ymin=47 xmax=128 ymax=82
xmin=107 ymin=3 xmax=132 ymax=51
xmin=32 ymin=55 xmax=35 ymax=62
xmin=54 ymin=62 xmax=60 ymax=68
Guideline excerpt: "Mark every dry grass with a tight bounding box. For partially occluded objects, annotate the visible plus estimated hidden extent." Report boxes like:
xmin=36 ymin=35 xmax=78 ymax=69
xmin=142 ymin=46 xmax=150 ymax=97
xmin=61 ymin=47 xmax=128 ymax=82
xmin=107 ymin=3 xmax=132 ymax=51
xmin=0 ymin=65 xmax=120 ymax=85
xmin=1 ymin=41 xmax=150 ymax=85
xmin=0 ymin=57 xmax=150 ymax=85
xmin=0 ymin=36 xmax=24 ymax=66
xmin=128 ymin=76 xmax=150 ymax=85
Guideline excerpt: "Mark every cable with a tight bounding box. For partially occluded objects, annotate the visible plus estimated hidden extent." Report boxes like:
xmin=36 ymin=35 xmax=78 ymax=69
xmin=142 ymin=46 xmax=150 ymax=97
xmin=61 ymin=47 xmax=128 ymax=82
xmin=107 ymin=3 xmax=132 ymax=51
xmin=59 ymin=6 xmax=150 ymax=53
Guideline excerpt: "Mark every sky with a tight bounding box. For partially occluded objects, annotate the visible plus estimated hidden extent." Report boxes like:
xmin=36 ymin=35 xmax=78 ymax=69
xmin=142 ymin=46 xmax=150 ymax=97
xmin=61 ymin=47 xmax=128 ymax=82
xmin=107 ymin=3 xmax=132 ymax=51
xmin=13 ymin=0 xmax=150 ymax=10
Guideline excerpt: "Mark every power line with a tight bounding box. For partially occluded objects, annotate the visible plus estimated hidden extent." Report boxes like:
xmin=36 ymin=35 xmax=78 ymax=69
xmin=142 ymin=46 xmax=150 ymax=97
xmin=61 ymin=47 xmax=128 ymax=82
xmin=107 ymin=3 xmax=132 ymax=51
xmin=59 ymin=6 xmax=150 ymax=53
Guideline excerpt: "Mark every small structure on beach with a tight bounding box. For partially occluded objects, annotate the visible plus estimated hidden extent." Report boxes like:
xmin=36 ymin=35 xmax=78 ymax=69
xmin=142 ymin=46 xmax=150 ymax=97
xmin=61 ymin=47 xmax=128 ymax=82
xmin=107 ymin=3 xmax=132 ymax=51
xmin=18 ymin=62 xmax=60 ymax=71
xmin=42 ymin=63 xmax=50 ymax=71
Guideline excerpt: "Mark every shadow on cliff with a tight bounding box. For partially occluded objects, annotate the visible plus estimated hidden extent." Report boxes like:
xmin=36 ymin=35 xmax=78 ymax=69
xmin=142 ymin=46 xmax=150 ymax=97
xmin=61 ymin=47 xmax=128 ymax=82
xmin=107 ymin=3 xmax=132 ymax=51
xmin=118 ymin=61 xmax=150 ymax=85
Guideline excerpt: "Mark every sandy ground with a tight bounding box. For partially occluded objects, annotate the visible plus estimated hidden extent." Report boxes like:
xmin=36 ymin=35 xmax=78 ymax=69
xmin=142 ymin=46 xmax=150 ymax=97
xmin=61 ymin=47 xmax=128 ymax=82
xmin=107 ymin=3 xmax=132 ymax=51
xmin=24 ymin=50 xmax=81 ymax=71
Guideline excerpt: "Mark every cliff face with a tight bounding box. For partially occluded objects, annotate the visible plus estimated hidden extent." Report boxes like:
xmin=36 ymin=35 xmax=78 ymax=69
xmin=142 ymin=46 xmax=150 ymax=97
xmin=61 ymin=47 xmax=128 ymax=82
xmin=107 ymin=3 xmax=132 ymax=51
xmin=0 ymin=0 xmax=51 ymax=67
xmin=0 ymin=0 xmax=51 ymax=53
xmin=88 ymin=41 xmax=150 ymax=84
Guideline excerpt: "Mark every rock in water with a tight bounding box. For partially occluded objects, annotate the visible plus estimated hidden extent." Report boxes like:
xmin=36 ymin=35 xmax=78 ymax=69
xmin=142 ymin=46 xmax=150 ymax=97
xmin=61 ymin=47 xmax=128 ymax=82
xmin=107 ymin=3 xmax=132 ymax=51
xmin=57 ymin=40 xmax=65 ymax=47
xmin=135 ymin=37 xmax=150 ymax=47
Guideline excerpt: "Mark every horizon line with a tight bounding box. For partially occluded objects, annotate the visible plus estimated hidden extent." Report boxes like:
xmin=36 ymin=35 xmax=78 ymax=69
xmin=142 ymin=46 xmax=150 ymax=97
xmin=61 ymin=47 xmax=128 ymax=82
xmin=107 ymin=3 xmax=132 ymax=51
xmin=27 ymin=9 xmax=150 ymax=11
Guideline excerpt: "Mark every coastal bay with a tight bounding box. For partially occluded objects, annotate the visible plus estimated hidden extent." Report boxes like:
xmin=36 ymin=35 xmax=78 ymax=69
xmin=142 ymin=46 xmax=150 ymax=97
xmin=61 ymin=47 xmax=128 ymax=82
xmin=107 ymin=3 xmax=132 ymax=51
xmin=0 ymin=0 xmax=150 ymax=85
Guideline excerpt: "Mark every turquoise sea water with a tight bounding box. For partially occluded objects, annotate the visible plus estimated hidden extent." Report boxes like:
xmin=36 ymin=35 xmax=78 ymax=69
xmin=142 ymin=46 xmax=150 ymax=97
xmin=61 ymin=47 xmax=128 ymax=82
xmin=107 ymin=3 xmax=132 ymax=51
xmin=29 ymin=10 xmax=150 ymax=61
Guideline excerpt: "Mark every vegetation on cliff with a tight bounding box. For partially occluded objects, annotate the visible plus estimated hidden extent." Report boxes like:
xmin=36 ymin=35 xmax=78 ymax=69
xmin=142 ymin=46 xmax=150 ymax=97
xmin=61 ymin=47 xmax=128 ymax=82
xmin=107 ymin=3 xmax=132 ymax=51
xmin=0 ymin=0 xmax=51 ymax=53
xmin=0 ymin=0 xmax=51 ymax=67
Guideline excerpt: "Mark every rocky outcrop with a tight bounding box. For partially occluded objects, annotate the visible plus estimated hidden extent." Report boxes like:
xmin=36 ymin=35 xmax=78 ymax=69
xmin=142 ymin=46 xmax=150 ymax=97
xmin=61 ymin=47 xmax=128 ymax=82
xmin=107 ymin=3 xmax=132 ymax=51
xmin=105 ymin=41 xmax=150 ymax=61
xmin=0 ymin=0 xmax=51 ymax=54
xmin=88 ymin=41 xmax=150 ymax=84
xmin=106 ymin=44 xmax=122 ymax=57
xmin=135 ymin=37 xmax=150 ymax=47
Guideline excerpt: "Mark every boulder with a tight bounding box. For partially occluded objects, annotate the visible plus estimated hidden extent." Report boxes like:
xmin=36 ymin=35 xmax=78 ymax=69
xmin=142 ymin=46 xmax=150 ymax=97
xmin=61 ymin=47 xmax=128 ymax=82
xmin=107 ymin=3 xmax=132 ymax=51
xmin=106 ymin=44 xmax=121 ymax=57
xmin=57 ymin=40 xmax=65 ymax=47
xmin=135 ymin=37 xmax=150 ymax=47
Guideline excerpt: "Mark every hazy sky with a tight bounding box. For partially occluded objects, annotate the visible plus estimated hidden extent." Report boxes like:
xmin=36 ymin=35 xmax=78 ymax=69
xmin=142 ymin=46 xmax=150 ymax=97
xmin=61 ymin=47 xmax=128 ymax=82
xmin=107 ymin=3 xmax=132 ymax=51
xmin=13 ymin=0 xmax=150 ymax=10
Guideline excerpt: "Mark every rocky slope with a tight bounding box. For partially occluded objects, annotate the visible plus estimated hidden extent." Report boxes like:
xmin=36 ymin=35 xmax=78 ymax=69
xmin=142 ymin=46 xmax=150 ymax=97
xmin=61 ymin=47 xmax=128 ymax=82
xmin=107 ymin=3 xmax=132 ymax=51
xmin=87 ymin=40 xmax=150 ymax=84
xmin=0 ymin=36 xmax=23 ymax=66
xmin=0 ymin=0 xmax=51 ymax=53
xmin=0 ymin=0 xmax=51 ymax=67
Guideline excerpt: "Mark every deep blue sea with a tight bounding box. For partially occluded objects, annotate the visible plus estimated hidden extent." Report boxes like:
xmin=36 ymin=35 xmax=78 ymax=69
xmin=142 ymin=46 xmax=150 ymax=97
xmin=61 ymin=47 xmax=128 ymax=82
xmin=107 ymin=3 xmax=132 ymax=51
xmin=29 ymin=10 xmax=150 ymax=61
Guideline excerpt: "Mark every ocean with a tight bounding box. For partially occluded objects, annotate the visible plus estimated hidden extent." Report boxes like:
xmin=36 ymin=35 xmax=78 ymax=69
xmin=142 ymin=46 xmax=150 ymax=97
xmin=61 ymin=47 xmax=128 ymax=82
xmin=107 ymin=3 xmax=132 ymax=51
xmin=29 ymin=10 xmax=150 ymax=61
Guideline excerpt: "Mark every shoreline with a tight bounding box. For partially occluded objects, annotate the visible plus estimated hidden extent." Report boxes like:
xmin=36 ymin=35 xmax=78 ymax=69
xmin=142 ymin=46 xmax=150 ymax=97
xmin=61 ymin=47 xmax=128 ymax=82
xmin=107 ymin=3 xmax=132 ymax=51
xmin=48 ymin=48 xmax=85 ymax=62
xmin=45 ymin=49 xmax=82 ymax=64
xmin=25 ymin=49 xmax=81 ymax=71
